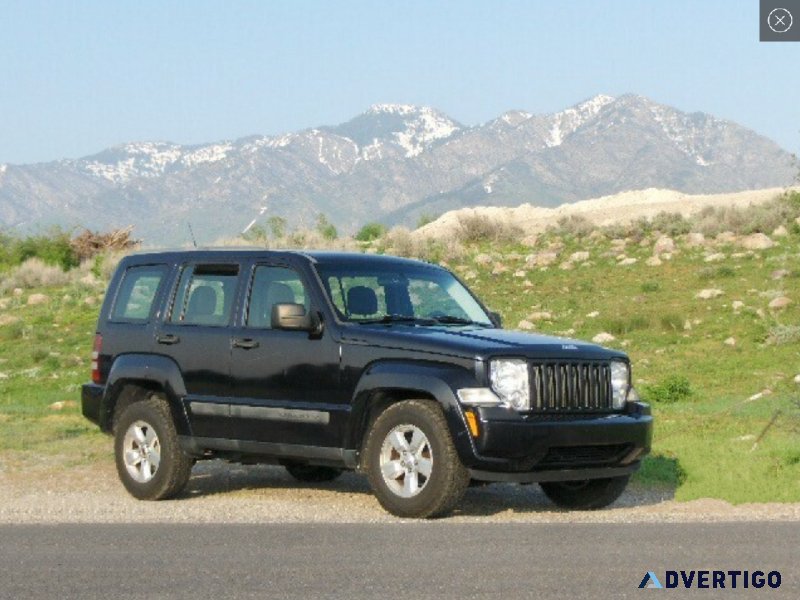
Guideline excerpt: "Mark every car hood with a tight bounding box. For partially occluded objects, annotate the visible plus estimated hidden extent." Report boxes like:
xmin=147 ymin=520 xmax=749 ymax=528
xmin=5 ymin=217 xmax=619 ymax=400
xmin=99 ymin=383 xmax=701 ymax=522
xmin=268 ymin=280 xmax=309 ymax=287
xmin=339 ymin=324 xmax=626 ymax=362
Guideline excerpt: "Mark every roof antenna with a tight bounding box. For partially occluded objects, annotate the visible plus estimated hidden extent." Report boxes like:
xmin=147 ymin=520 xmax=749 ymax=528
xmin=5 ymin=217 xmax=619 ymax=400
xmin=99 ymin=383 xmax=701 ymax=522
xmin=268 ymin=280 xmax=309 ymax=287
xmin=187 ymin=223 xmax=198 ymax=248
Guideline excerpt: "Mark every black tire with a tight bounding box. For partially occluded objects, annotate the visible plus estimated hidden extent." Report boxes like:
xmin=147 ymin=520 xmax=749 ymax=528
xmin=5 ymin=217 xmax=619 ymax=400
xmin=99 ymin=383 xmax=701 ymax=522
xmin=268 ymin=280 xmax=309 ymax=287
xmin=363 ymin=399 xmax=469 ymax=519
xmin=284 ymin=464 xmax=343 ymax=483
xmin=113 ymin=396 xmax=193 ymax=500
xmin=540 ymin=475 xmax=630 ymax=510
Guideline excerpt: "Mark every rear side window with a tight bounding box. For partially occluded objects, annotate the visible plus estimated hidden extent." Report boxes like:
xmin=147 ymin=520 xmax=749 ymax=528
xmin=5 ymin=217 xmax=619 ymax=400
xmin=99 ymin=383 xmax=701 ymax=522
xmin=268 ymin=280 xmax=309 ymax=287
xmin=111 ymin=265 xmax=167 ymax=322
xmin=170 ymin=263 xmax=240 ymax=326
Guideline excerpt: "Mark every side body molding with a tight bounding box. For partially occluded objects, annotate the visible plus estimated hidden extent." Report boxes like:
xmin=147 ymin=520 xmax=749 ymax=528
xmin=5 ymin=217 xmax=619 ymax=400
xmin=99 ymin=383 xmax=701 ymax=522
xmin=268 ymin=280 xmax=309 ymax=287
xmin=100 ymin=354 xmax=191 ymax=435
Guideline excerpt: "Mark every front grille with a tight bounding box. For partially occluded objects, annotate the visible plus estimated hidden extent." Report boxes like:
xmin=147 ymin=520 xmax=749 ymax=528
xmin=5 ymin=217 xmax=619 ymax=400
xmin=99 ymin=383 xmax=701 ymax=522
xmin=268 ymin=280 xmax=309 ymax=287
xmin=539 ymin=444 xmax=632 ymax=467
xmin=529 ymin=361 xmax=613 ymax=411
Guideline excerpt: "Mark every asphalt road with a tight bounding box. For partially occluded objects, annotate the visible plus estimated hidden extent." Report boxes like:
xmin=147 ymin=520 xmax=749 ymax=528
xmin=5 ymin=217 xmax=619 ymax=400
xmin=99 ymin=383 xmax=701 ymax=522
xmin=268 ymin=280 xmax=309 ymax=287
xmin=0 ymin=522 xmax=797 ymax=599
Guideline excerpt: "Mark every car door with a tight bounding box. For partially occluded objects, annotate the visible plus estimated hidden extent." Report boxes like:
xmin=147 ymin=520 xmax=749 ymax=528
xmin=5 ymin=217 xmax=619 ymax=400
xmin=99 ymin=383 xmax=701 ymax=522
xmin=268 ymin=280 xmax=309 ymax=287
xmin=227 ymin=261 xmax=343 ymax=447
xmin=155 ymin=261 xmax=243 ymax=439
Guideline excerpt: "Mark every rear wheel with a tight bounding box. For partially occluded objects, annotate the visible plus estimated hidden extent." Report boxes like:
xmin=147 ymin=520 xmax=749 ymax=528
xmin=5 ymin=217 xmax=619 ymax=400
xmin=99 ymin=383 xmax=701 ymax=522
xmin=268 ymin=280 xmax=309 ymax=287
xmin=284 ymin=464 xmax=343 ymax=483
xmin=114 ymin=396 xmax=193 ymax=500
xmin=363 ymin=400 xmax=469 ymax=518
xmin=540 ymin=475 xmax=630 ymax=510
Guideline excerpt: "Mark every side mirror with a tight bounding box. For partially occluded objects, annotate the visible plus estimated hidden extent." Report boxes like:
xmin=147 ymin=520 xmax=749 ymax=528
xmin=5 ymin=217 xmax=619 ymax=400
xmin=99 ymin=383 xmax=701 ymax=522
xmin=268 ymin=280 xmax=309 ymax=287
xmin=489 ymin=311 xmax=503 ymax=328
xmin=272 ymin=303 xmax=313 ymax=331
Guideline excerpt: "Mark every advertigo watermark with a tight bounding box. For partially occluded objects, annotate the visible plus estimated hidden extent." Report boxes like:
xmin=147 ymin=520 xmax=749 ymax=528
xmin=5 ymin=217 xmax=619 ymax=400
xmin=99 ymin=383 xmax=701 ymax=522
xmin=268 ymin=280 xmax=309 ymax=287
xmin=639 ymin=570 xmax=782 ymax=590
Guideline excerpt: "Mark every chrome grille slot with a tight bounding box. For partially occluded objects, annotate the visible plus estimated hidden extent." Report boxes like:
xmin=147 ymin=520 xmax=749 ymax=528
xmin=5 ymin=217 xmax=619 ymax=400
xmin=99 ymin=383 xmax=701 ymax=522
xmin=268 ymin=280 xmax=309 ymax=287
xmin=529 ymin=361 xmax=613 ymax=411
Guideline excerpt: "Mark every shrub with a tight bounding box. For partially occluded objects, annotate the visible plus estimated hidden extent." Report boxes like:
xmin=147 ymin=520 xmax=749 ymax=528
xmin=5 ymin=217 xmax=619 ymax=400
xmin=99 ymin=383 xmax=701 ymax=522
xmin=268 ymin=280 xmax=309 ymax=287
xmin=0 ymin=258 xmax=72 ymax=291
xmin=650 ymin=212 xmax=692 ymax=236
xmin=660 ymin=313 xmax=684 ymax=331
xmin=8 ymin=228 xmax=78 ymax=271
xmin=603 ymin=315 xmax=650 ymax=335
xmin=766 ymin=324 xmax=800 ymax=345
xmin=355 ymin=222 xmax=387 ymax=242
xmin=645 ymin=375 xmax=693 ymax=403
xmin=550 ymin=214 xmax=594 ymax=239
xmin=641 ymin=281 xmax=660 ymax=293
xmin=455 ymin=215 xmax=522 ymax=244
xmin=698 ymin=265 xmax=737 ymax=280
xmin=315 ymin=214 xmax=338 ymax=241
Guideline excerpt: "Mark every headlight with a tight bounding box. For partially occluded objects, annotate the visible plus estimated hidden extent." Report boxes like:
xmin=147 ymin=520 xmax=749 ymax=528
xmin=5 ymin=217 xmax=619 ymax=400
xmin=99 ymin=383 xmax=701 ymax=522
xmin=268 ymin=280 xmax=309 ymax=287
xmin=489 ymin=358 xmax=530 ymax=411
xmin=610 ymin=360 xmax=630 ymax=409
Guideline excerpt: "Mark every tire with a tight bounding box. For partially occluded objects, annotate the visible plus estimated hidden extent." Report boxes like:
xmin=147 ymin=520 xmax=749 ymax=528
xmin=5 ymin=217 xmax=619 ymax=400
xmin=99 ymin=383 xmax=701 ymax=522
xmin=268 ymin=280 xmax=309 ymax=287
xmin=363 ymin=399 xmax=469 ymax=519
xmin=540 ymin=475 xmax=630 ymax=510
xmin=113 ymin=396 xmax=193 ymax=500
xmin=284 ymin=464 xmax=343 ymax=483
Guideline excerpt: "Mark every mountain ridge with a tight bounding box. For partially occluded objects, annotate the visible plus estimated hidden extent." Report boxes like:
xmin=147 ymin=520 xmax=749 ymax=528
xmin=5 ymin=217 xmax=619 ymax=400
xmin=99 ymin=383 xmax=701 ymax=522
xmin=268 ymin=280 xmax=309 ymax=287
xmin=0 ymin=94 xmax=794 ymax=243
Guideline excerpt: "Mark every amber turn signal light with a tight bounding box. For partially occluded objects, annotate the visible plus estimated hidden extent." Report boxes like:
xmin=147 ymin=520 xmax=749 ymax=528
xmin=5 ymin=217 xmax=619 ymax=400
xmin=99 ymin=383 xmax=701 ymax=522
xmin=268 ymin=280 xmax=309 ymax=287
xmin=465 ymin=410 xmax=480 ymax=438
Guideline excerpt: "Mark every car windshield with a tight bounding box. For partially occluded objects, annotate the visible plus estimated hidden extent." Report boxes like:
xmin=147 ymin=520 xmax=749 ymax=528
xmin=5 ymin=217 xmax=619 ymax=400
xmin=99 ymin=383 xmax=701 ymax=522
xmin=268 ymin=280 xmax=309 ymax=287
xmin=315 ymin=262 xmax=493 ymax=326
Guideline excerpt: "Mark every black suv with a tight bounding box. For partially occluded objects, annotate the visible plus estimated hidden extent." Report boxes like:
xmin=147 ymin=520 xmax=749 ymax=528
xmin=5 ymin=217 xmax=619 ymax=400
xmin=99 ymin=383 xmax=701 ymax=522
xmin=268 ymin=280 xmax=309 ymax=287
xmin=82 ymin=249 xmax=652 ymax=518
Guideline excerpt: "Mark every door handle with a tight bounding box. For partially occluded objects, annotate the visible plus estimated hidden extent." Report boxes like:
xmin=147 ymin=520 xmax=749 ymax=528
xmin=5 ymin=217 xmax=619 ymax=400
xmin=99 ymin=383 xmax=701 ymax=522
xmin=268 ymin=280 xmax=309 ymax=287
xmin=232 ymin=338 xmax=260 ymax=350
xmin=156 ymin=333 xmax=180 ymax=345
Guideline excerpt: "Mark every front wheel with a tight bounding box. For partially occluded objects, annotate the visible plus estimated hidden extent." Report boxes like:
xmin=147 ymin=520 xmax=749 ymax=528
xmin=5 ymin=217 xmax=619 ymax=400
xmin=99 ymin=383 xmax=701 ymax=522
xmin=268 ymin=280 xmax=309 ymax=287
xmin=363 ymin=400 xmax=469 ymax=519
xmin=114 ymin=396 xmax=193 ymax=500
xmin=540 ymin=475 xmax=630 ymax=510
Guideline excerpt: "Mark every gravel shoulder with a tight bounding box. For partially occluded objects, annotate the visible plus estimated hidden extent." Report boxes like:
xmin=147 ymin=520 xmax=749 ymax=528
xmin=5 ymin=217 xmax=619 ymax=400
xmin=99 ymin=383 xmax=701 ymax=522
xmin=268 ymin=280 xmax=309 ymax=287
xmin=2 ymin=459 xmax=799 ymax=524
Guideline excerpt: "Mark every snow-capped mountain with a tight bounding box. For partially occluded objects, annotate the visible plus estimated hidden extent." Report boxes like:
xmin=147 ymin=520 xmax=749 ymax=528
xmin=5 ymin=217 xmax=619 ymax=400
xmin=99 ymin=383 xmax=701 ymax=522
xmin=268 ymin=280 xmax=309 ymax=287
xmin=0 ymin=94 xmax=793 ymax=243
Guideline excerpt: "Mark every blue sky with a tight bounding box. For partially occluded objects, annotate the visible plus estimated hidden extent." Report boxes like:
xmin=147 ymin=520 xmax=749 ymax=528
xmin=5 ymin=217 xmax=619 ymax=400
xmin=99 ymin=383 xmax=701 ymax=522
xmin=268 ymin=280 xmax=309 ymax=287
xmin=0 ymin=0 xmax=797 ymax=164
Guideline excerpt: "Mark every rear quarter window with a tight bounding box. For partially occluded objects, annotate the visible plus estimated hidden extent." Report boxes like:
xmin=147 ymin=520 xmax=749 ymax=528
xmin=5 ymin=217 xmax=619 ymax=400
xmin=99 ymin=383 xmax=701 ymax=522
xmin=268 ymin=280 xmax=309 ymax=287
xmin=110 ymin=265 xmax=168 ymax=322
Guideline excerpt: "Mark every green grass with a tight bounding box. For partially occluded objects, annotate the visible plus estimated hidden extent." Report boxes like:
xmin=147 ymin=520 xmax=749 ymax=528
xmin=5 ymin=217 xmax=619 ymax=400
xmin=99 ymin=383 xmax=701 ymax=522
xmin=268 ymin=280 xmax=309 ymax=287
xmin=2 ymin=226 xmax=800 ymax=503
xmin=455 ymin=228 xmax=800 ymax=503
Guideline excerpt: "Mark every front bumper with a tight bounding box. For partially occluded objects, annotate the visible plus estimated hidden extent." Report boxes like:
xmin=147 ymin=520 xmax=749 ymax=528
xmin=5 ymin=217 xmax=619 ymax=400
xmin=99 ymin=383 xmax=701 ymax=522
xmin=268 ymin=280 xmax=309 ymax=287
xmin=461 ymin=401 xmax=653 ymax=482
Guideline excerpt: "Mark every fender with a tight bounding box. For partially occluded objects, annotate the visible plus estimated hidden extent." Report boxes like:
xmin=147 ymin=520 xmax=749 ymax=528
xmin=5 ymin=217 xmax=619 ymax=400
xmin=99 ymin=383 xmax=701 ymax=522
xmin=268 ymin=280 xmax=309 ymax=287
xmin=100 ymin=353 xmax=191 ymax=435
xmin=346 ymin=360 xmax=481 ymax=464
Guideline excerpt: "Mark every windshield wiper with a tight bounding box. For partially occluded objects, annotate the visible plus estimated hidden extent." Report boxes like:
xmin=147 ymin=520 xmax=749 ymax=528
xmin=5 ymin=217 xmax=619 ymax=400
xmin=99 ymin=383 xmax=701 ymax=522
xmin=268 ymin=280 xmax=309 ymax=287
xmin=356 ymin=314 xmax=436 ymax=325
xmin=431 ymin=316 xmax=491 ymax=327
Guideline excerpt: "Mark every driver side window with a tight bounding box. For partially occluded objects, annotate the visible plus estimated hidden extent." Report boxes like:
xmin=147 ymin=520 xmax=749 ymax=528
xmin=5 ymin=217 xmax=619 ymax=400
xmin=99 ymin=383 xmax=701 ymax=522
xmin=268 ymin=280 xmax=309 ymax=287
xmin=247 ymin=266 xmax=308 ymax=328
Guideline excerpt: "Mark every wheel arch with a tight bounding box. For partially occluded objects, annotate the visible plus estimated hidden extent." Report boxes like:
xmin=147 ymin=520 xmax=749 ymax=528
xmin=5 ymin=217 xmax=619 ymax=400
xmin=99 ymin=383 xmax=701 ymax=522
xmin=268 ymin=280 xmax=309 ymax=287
xmin=345 ymin=360 xmax=479 ymax=464
xmin=100 ymin=353 xmax=191 ymax=436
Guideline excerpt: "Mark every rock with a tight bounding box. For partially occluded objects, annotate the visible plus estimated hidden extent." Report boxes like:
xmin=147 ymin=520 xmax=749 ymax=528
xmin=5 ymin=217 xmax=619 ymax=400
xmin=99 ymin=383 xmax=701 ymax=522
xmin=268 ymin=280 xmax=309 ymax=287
xmin=732 ymin=300 xmax=745 ymax=311
xmin=747 ymin=392 xmax=763 ymax=402
xmin=716 ymin=231 xmax=736 ymax=244
xmin=522 ymin=280 xmax=533 ymax=288
xmin=559 ymin=262 xmax=574 ymax=271
xmin=739 ymin=233 xmax=775 ymax=250
xmin=796 ymin=216 xmax=800 ymax=226
xmin=527 ymin=311 xmax=552 ymax=321
xmin=0 ymin=373 xmax=8 ymax=380
xmin=48 ymin=400 xmax=77 ymax=411
xmin=80 ymin=273 xmax=97 ymax=286
xmin=569 ymin=251 xmax=590 ymax=263
xmin=724 ymin=337 xmax=736 ymax=347
xmin=463 ymin=270 xmax=477 ymax=280
xmin=695 ymin=289 xmax=724 ymax=300
xmin=521 ymin=235 xmax=538 ymax=248
xmin=474 ymin=253 xmax=492 ymax=265
xmin=592 ymin=332 xmax=616 ymax=344
xmin=27 ymin=293 xmax=49 ymax=306
xmin=610 ymin=238 xmax=627 ymax=248
xmin=517 ymin=320 xmax=535 ymax=330
xmin=660 ymin=253 xmax=673 ymax=261
xmin=704 ymin=252 xmax=726 ymax=262
xmin=653 ymin=236 xmax=675 ymax=255
xmin=794 ymin=374 xmax=800 ymax=384
xmin=772 ymin=225 xmax=788 ymax=237
xmin=768 ymin=296 xmax=791 ymax=310
xmin=12 ymin=288 xmax=23 ymax=297
xmin=84 ymin=296 xmax=97 ymax=306
xmin=586 ymin=311 xmax=600 ymax=318
xmin=683 ymin=320 xmax=692 ymax=331
xmin=771 ymin=269 xmax=790 ymax=280
xmin=513 ymin=270 xmax=526 ymax=278
xmin=618 ymin=257 xmax=637 ymax=266
xmin=685 ymin=232 xmax=706 ymax=247
xmin=525 ymin=251 xmax=559 ymax=267
xmin=0 ymin=315 xmax=20 ymax=326
xmin=645 ymin=256 xmax=662 ymax=266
